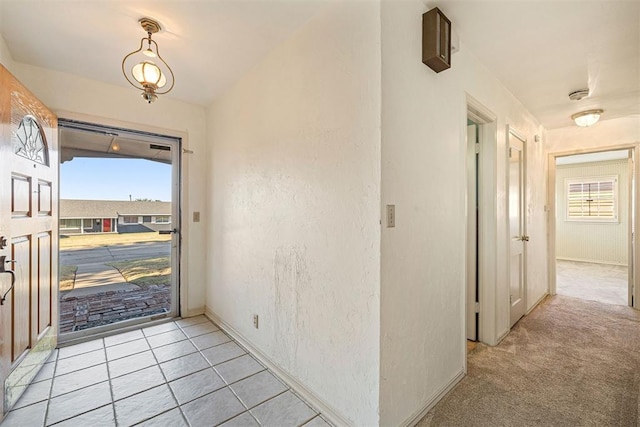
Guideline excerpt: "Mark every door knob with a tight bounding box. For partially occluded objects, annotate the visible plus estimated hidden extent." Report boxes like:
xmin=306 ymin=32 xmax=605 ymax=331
xmin=521 ymin=235 xmax=530 ymax=241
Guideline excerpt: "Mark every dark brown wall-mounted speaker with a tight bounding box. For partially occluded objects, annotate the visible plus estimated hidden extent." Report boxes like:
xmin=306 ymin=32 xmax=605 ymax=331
xmin=422 ymin=7 xmax=451 ymax=73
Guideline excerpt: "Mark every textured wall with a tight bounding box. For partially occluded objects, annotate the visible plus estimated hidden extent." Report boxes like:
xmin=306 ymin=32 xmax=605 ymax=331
xmin=206 ymin=3 xmax=381 ymax=425
xmin=379 ymin=2 xmax=546 ymax=425
xmin=556 ymin=159 xmax=628 ymax=265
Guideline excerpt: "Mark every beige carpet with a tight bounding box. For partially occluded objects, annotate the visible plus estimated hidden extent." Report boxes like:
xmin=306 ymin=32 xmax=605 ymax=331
xmin=556 ymin=260 xmax=628 ymax=306
xmin=418 ymin=295 xmax=640 ymax=426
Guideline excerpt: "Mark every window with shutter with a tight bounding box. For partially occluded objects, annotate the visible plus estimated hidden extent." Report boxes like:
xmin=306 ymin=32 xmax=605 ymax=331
xmin=566 ymin=176 xmax=618 ymax=222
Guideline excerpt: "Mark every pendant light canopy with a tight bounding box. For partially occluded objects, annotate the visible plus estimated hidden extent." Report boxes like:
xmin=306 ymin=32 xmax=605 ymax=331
xmin=122 ymin=18 xmax=175 ymax=103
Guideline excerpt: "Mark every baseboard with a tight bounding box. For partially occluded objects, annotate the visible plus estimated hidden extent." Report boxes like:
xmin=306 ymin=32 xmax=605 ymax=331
xmin=181 ymin=306 xmax=205 ymax=318
xmin=526 ymin=292 xmax=549 ymax=315
xmin=556 ymin=257 xmax=627 ymax=267
xmin=496 ymin=327 xmax=510 ymax=344
xmin=205 ymin=308 xmax=352 ymax=427
xmin=399 ymin=368 xmax=466 ymax=427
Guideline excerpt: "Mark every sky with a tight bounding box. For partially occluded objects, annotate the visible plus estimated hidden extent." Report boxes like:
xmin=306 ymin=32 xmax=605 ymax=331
xmin=61 ymin=157 xmax=172 ymax=201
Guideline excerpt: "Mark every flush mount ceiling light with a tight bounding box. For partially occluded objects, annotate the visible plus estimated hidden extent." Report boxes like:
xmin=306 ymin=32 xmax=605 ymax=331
xmin=122 ymin=18 xmax=175 ymax=103
xmin=571 ymin=109 xmax=604 ymax=127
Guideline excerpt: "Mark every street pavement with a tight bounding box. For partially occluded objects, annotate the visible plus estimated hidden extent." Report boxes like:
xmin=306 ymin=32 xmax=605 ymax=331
xmin=61 ymin=241 xmax=171 ymax=266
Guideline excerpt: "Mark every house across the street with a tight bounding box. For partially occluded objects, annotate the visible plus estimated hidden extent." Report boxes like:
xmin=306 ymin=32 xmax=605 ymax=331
xmin=60 ymin=199 xmax=171 ymax=234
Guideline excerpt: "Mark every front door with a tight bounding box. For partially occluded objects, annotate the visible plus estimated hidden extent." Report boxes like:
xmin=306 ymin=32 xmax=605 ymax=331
xmin=103 ymin=218 xmax=111 ymax=233
xmin=508 ymin=127 xmax=526 ymax=327
xmin=0 ymin=65 xmax=58 ymax=416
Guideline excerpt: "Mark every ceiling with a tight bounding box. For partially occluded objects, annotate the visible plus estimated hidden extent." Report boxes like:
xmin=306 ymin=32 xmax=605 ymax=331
xmin=1 ymin=1 xmax=638 ymax=130
xmin=0 ymin=1 xmax=327 ymax=106
xmin=439 ymin=0 xmax=640 ymax=129
xmin=60 ymin=126 xmax=174 ymax=164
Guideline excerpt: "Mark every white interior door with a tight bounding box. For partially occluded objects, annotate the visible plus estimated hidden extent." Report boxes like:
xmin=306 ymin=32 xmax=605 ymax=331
xmin=0 ymin=64 xmax=59 ymax=416
xmin=466 ymin=123 xmax=478 ymax=340
xmin=508 ymin=128 xmax=526 ymax=327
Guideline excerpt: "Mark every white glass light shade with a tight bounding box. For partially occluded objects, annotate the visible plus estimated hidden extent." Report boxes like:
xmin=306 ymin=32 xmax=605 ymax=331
xmin=132 ymin=61 xmax=166 ymax=88
xmin=121 ymin=20 xmax=175 ymax=102
xmin=571 ymin=109 xmax=603 ymax=127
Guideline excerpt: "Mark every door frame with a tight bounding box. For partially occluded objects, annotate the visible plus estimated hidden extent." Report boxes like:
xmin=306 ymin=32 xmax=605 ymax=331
xmin=465 ymin=95 xmax=499 ymax=352
xmin=507 ymin=125 xmax=527 ymax=326
xmin=465 ymin=121 xmax=479 ymax=341
xmin=547 ymin=144 xmax=639 ymax=309
xmin=55 ymin=111 xmax=190 ymax=344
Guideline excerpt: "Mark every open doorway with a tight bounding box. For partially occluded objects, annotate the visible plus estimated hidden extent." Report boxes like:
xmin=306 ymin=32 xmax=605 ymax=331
xmin=466 ymin=118 xmax=480 ymax=344
xmin=465 ymin=97 xmax=497 ymax=348
xmin=553 ymin=149 xmax=634 ymax=307
xmin=58 ymin=120 xmax=181 ymax=342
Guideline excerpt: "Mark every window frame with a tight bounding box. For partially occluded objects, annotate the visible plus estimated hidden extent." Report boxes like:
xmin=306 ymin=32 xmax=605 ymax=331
xmin=153 ymin=215 xmax=170 ymax=224
xmin=122 ymin=215 xmax=140 ymax=224
xmin=565 ymin=175 xmax=619 ymax=223
xmin=59 ymin=218 xmax=82 ymax=230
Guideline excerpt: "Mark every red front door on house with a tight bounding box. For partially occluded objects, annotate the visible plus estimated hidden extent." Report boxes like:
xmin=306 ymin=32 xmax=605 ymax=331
xmin=103 ymin=218 xmax=111 ymax=232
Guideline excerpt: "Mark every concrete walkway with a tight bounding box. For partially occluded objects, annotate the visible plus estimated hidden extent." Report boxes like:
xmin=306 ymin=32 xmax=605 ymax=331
xmin=64 ymin=262 xmax=139 ymax=298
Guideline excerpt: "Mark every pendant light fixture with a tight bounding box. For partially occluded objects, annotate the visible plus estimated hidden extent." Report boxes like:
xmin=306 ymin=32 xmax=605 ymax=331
xmin=571 ymin=109 xmax=603 ymax=127
xmin=122 ymin=18 xmax=175 ymax=103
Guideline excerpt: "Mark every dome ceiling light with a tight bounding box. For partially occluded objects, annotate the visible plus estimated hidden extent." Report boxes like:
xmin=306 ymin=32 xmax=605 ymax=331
xmin=122 ymin=18 xmax=175 ymax=103
xmin=571 ymin=109 xmax=604 ymax=127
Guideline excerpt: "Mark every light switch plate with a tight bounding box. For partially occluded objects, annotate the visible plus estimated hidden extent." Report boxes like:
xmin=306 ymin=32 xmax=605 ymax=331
xmin=386 ymin=205 xmax=395 ymax=228
xmin=193 ymin=211 xmax=200 ymax=222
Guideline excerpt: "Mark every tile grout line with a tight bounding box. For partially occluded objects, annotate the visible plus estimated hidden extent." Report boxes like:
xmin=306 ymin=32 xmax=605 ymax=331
xmin=101 ymin=337 xmax=119 ymax=427
xmin=203 ymin=319 xmax=330 ymax=427
xmin=178 ymin=319 xmax=264 ymax=426
xmin=211 ymin=367 xmax=260 ymax=427
xmin=139 ymin=321 xmax=190 ymax=426
xmin=243 ymin=389 xmax=292 ymax=425
xmin=41 ymin=349 xmax=58 ymax=427
xmin=24 ymin=316 xmax=329 ymax=427
xmin=45 ymin=352 xmax=112 ymax=424
xmin=187 ymin=317 xmax=324 ymax=426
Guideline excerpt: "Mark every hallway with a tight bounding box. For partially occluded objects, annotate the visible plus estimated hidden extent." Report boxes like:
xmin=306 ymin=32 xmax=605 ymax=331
xmin=1 ymin=316 xmax=330 ymax=427
xmin=419 ymin=295 xmax=640 ymax=426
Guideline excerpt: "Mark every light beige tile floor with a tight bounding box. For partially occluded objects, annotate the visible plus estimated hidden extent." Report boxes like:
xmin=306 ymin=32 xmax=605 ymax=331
xmin=556 ymin=259 xmax=629 ymax=306
xmin=1 ymin=316 xmax=332 ymax=427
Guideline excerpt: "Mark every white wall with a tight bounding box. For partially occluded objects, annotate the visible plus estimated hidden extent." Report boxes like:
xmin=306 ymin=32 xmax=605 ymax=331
xmin=0 ymin=34 xmax=15 ymax=73
xmin=206 ymin=2 xmax=381 ymax=426
xmin=2 ymin=58 xmax=207 ymax=317
xmin=556 ymin=159 xmax=628 ymax=265
xmin=379 ymin=2 xmax=547 ymax=425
